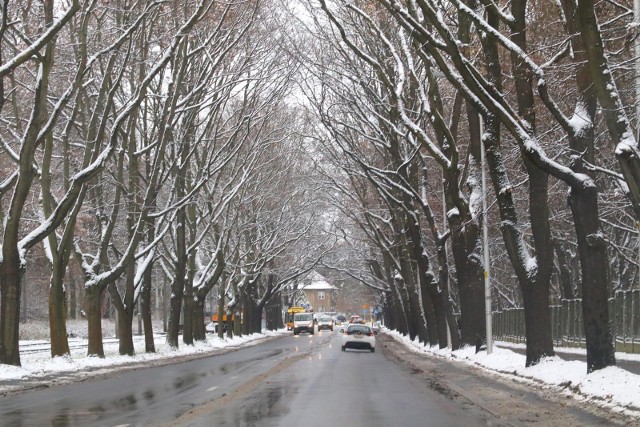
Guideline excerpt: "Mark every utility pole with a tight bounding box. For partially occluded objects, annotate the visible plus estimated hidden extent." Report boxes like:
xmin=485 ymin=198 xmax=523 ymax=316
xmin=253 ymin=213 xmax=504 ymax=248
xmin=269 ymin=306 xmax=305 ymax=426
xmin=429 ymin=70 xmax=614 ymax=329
xmin=480 ymin=117 xmax=493 ymax=354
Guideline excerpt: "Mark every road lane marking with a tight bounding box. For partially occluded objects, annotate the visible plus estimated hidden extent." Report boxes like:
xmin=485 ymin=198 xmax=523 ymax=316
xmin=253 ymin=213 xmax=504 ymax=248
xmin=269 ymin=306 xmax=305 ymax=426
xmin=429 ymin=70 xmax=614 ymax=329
xmin=207 ymin=386 xmax=218 ymax=392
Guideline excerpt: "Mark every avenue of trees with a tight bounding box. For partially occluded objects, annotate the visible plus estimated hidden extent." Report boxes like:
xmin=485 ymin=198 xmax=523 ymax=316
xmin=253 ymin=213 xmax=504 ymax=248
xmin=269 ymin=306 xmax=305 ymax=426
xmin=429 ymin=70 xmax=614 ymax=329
xmin=296 ymin=0 xmax=640 ymax=374
xmin=0 ymin=0 xmax=332 ymax=367
xmin=2 ymin=0 xmax=640 ymax=376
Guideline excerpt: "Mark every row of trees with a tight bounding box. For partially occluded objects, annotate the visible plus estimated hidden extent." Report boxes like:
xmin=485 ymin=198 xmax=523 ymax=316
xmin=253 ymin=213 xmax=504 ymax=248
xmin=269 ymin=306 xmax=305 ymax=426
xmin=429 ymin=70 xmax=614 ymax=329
xmin=0 ymin=0 xmax=333 ymax=367
xmin=296 ymin=0 xmax=640 ymax=373
xmin=4 ymin=0 xmax=639 ymax=377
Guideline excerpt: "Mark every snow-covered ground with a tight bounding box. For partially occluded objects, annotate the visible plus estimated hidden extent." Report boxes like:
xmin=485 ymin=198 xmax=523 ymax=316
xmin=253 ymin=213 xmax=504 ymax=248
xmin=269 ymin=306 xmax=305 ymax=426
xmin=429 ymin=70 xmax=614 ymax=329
xmin=2 ymin=322 xmax=639 ymax=419
xmin=387 ymin=330 xmax=640 ymax=418
xmin=0 ymin=320 xmax=289 ymax=387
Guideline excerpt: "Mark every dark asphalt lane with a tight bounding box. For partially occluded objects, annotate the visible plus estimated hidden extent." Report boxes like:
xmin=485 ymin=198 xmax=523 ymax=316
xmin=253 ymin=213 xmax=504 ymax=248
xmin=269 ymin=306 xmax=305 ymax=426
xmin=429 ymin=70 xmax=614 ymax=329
xmin=5 ymin=331 xmax=631 ymax=426
xmin=0 ymin=335 xmax=308 ymax=426
xmin=185 ymin=330 xmax=488 ymax=427
xmin=0 ymin=330 xmax=490 ymax=426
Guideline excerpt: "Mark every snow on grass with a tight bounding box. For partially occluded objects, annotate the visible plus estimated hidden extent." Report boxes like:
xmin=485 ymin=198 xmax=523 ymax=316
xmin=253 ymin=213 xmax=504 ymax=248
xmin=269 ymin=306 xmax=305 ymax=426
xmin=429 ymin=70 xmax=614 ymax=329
xmin=386 ymin=329 xmax=640 ymax=416
xmin=1 ymin=324 xmax=288 ymax=384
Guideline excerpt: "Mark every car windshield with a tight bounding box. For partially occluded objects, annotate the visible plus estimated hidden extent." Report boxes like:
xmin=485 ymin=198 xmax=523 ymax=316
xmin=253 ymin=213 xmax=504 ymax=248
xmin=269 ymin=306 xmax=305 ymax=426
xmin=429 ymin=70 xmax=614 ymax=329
xmin=347 ymin=325 xmax=370 ymax=334
xmin=319 ymin=317 xmax=330 ymax=322
xmin=294 ymin=313 xmax=312 ymax=321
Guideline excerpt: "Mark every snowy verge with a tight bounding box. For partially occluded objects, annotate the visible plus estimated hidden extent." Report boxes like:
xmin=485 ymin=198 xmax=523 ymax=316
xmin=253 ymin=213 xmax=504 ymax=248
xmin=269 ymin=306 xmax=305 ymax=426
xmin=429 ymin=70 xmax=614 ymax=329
xmin=385 ymin=329 xmax=640 ymax=417
xmin=1 ymin=330 xmax=289 ymax=387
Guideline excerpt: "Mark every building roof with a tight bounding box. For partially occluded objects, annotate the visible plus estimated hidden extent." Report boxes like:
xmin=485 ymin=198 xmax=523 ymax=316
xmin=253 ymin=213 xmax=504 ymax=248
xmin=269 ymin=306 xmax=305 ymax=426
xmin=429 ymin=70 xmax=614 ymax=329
xmin=300 ymin=271 xmax=337 ymax=291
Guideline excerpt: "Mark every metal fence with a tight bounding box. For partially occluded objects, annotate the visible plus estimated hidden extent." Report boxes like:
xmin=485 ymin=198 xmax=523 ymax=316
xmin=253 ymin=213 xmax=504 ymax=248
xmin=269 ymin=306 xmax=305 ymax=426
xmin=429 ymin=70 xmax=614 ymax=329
xmin=492 ymin=289 xmax=640 ymax=354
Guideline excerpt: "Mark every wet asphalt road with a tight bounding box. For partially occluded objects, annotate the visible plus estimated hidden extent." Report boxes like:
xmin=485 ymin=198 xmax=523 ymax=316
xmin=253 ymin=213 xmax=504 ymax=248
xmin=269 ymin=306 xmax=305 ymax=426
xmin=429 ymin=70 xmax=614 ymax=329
xmin=179 ymin=331 xmax=485 ymax=427
xmin=0 ymin=330 xmax=485 ymax=426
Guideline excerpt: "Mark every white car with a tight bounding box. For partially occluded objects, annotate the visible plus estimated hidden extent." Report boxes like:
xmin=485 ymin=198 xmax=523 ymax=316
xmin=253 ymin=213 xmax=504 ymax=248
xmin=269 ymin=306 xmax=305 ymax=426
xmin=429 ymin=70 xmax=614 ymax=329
xmin=341 ymin=324 xmax=375 ymax=352
xmin=317 ymin=315 xmax=334 ymax=331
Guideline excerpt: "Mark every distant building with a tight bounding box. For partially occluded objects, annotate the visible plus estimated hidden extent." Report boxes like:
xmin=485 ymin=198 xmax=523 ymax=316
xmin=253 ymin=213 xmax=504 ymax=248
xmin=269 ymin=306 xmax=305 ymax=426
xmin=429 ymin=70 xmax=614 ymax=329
xmin=282 ymin=270 xmax=380 ymax=319
xmin=296 ymin=271 xmax=337 ymax=313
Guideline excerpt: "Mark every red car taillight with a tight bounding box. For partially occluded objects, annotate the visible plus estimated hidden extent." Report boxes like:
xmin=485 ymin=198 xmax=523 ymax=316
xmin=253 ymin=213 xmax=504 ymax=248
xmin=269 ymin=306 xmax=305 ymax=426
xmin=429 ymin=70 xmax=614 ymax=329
xmin=368 ymin=332 xmax=374 ymax=337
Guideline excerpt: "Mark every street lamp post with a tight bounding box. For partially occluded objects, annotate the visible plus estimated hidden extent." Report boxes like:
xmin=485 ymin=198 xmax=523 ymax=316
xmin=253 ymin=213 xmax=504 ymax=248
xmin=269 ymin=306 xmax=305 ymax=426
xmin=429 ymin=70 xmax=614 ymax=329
xmin=480 ymin=117 xmax=493 ymax=354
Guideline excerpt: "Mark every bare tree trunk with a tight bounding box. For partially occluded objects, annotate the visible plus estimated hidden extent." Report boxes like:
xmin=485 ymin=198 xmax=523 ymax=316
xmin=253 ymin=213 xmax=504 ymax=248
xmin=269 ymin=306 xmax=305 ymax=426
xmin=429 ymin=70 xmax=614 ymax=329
xmin=218 ymin=285 xmax=226 ymax=339
xmin=508 ymin=0 xmax=556 ymax=366
xmin=382 ymin=291 xmax=396 ymax=331
xmin=0 ymin=0 xmax=57 ymax=367
xmin=0 ymin=256 xmax=23 ymax=365
xmin=561 ymin=0 xmax=616 ymax=372
xmin=108 ymin=282 xmax=135 ymax=356
xmin=183 ymin=279 xmax=195 ymax=345
xmin=266 ymin=293 xmax=283 ymax=330
xmin=167 ymin=280 xmax=183 ymax=349
xmin=398 ymin=246 xmax=426 ymax=342
xmin=569 ymin=187 xmax=616 ymax=372
xmin=114 ymin=304 xmax=135 ymax=356
xmin=390 ymin=271 xmax=410 ymax=335
xmin=193 ymin=299 xmax=206 ymax=341
xmin=449 ymin=104 xmax=485 ymax=349
xmin=241 ymin=299 xmax=251 ymax=335
xmin=167 ymin=183 xmax=187 ymax=348
xmin=86 ymin=286 xmax=105 ymax=358
xmin=141 ymin=259 xmax=155 ymax=352
xmin=49 ymin=263 xmax=70 ymax=357
xmin=450 ymin=6 xmax=486 ymax=350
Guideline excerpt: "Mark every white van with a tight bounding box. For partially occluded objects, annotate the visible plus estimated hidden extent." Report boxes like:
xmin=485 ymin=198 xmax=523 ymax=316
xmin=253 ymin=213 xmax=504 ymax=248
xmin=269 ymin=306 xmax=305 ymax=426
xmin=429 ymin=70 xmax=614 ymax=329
xmin=293 ymin=312 xmax=314 ymax=335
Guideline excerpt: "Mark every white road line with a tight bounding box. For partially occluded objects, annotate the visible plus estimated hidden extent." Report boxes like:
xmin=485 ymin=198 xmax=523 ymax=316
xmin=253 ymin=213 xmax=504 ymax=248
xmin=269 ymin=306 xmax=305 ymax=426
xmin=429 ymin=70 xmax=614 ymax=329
xmin=207 ymin=386 xmax=218 ymax=391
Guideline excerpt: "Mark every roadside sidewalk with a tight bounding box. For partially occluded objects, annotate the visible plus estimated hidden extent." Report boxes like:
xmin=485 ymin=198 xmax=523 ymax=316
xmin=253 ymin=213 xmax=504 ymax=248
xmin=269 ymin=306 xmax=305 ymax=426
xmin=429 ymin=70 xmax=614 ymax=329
xmin=384 ymin=330 xmax=640 ymax=418
xmin=380 ymin=333 xmax=640 ymax=426
xmin=496 ymin=341 xmax=640 ymax=375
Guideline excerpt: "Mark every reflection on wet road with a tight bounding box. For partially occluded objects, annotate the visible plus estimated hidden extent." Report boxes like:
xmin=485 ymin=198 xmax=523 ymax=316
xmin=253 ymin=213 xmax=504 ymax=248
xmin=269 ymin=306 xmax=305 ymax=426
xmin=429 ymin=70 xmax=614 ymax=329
xmin=190 ymin=330 xmax=483 ymax=427
xmin=0 ymin=335 xmax=311 ymax=426
xmin=0 ymin=330 xmax=484 ymax=426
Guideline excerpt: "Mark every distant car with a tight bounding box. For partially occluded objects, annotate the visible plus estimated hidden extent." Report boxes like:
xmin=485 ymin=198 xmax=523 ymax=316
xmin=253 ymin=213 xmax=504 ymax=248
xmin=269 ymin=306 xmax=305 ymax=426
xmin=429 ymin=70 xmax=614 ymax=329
xmin=341 ymin=324 xmax=375 ymax=352
xmin=349 ymin=315 xmax=364 ymax=324
xmin=317 ymin=316 xmax=334 ymax=331
xmin=335 ymin=315 xmax=347 ymax=325
xmin=293 ymin=312 xmax=315 ymax=335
